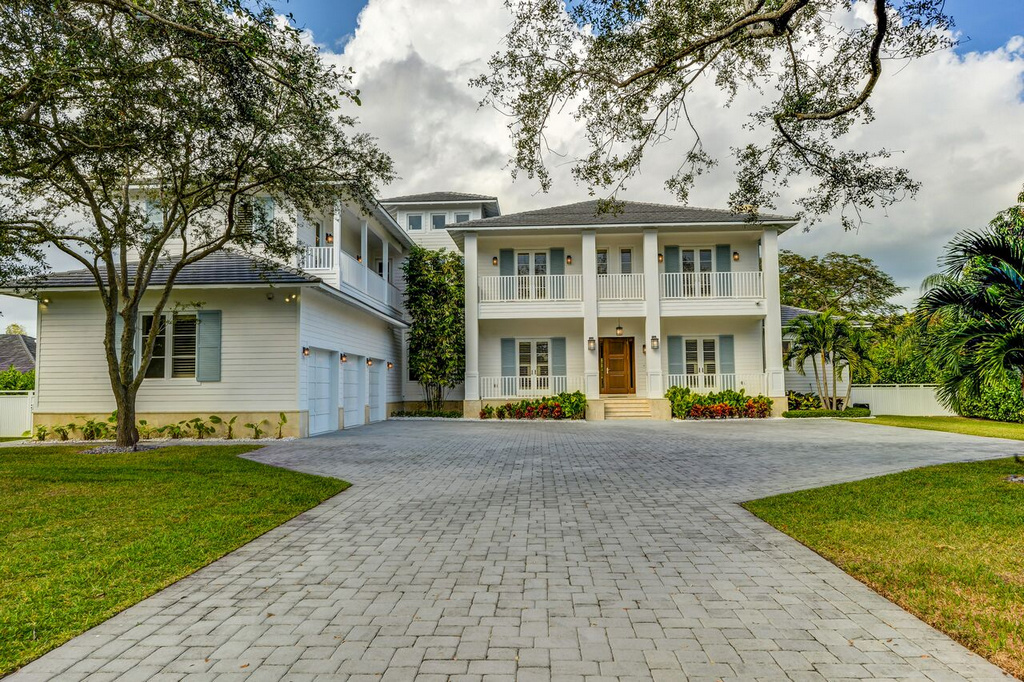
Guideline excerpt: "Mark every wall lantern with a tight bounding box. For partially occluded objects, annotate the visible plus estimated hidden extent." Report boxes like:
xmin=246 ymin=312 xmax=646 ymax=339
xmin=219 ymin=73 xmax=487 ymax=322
xmin=615 ymin=321 xmax=624 ymax=336
xmin=658 ymin=253 xmax=664 ymax=263
xmin=340 ymin=352 xmax=348 ymax=363
xmin=650 ymin=335 xmax=660 ymax=350
xmin=566 ymin=254 xmax=573 ymax=265
xmin=386 ymin=361 xmax=394 ymax=370
xmin=492 ymin=256 xmax=498 ymax=266
xmin=325 ymin=233 xmax=334 ymax=244
xmin=366 ymin=358 xmax=373 ymax=366
xmin=40 ymin=297 xmax=51 ymax=305
xmin=301 ymin=346 xmax=310 ymax=357
xmin=587 ymin=337 xmax=596 ymax=351
xmin=732 ymin=251 xmax=740 ymax=261
xmin=356 ymin=254 xmax=362 ymax=263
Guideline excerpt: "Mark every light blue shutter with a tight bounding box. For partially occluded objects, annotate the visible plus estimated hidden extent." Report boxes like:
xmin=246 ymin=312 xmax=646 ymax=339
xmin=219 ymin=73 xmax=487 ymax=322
xmin=549 ymin=248 xmax=564 ymax=275
xmin=719 ymin=334 xmax=735 ymax=390
xmin=499 ymin=249 xmax=514 ymax=276
xmin=500 ymin=338 xmax=516 ymax=376
xmin=663 ymin=245 xmax=680 ymax=297
xmin=667 ymin=336 xmax=684 ymax=377
xmin=716 ymin=244 xmax=732 ymax=296
xmin=551 ymin=338 xmax=566 ymax=392
xmin=196 ymin=310 xmax=222 ymax=382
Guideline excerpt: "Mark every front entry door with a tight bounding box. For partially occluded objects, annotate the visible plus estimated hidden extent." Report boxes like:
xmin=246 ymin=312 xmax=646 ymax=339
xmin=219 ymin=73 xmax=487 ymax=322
xmin=600 ymin=337 xmax=635 ymax=394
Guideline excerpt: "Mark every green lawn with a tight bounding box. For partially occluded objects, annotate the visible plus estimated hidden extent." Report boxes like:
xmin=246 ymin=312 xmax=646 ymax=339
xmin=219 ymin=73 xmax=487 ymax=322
xmin=745 ymin=458 xmax=1024 ymax=678
xmin=0 ymin=444 xmax=348 ymax=676
xmin=853 ymin=415 xmax=1024 ymax=441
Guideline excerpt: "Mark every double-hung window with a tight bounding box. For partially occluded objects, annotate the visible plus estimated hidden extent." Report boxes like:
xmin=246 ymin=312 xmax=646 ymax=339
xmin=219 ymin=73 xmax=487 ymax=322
xmin=141 ymin=313 xmax=197 ymax=379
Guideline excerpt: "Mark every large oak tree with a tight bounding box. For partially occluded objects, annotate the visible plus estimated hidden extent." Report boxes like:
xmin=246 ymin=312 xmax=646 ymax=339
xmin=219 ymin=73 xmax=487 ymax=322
xmin=0 ymin=0 xmax=393 ymax=447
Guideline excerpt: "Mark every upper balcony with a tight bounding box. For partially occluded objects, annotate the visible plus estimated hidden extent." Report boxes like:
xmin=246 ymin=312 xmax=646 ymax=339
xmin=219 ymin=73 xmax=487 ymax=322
xmin=478 ymin=274 xmax=583 ymax=318
xmin=300 ymin=245 xmax=404 ymax=317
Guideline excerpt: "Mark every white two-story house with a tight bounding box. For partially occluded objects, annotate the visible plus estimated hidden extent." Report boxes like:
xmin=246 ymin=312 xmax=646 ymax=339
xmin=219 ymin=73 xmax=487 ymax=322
xmin=445 ymin=200 xmax=798 ymax=419
xmin=12 ymin=198 xmax=413 ymax=437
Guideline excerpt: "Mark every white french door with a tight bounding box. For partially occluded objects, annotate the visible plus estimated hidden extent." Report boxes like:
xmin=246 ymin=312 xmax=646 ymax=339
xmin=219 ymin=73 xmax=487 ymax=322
xmin=516 ymin=251 xmax=548 ymax=299
xmin=680 ymin=248 xmax=714 ymax=296
xmin=684 ymin=338 xmax=718 ymax=389
xmin=518 ymin=339 xmax=550 ymax=395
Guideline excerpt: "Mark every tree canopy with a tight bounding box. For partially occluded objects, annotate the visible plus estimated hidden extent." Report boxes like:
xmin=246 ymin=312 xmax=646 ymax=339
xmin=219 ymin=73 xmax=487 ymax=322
xmin=779 ymin=250 xmax=904 ymax=318
xmin=0 ymin=0 xmax=393 ymax=446
xmin=474 ymin=0 xmax=953 ymax=226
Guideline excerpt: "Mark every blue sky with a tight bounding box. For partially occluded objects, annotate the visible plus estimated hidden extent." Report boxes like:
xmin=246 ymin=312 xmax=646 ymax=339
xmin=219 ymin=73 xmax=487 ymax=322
xmin=275 ymin=0 xmax=1024 ymax=54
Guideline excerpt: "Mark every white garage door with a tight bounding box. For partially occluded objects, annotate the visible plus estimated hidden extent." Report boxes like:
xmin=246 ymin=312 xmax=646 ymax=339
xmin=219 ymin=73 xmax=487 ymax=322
xmin=343 ymin=358 xmax=365 ymax=428
xmin=307 ymin=348 xmax=334 ymax=435
xmin=369 ymin=361 xmax=383 ymax=422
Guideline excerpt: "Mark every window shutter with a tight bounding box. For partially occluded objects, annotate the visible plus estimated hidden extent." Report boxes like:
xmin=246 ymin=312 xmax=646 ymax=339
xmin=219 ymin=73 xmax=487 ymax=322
xmin=664 ymin=245 xmax=680 ymax=273
xmin=719 ymin=334 xmax=735 ymax=373
xmin=234 ymin=201 xmax=254 ymax=234
xmin=500 ymin=338 xmax=516 ymax=377
xmin=499 ymin=249 xmax=514 ymax=276
xmin=196 ymin=310 xmax=222 ymax=382
xmin=667 ymin=336 xmax=684 ymax=376
xmin=549 ymin=248 xmax=565 ymax=275
xmin=551 ymin=337 xmax=566 ymax=377
xmin=715 ymin=244 xmax=732 ymax=272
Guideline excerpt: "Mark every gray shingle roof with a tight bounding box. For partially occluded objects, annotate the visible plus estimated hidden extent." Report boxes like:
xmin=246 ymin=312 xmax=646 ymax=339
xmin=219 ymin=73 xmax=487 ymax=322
xmin=781 ymin=305 xmax=821 ymax=325
xmin=0 ymin=334 xmax=35 ymax=372
xmin=449 ymin=200 xmax=796 ymax=230
xmin=380 ymin=191 xmax=498 ymax=204
xmin=13 ymin=251 xmax=319 ymax=290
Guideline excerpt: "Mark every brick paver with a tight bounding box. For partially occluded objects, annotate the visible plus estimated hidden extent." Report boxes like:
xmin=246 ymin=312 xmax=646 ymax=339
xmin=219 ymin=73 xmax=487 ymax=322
xmin=10 ymin=419 xmax=1017 ymax=681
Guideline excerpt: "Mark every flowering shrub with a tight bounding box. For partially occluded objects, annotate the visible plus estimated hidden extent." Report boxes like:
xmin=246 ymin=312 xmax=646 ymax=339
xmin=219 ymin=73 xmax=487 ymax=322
xmin=666 ymin=386 xmax=773 ymax=419
xmin=480 ymin=391 xmax=587 ymax=420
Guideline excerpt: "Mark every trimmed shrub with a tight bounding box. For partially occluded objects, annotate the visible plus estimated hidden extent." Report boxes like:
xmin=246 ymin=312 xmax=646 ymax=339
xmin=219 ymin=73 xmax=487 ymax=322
xmin=787 ymin=390 xmax=822 ymax=411
xmin=666 ymin=386 xmax=774 ymax=419
xmin=484 ymin=391 xmax=587 ymax=420
xmin=783 ymin=408 xmax=871 ymax=418
xmin=391 ymin=409 xmax=464 ymax=418
xmin=955 ymin=375 xmax=1024 ymax=423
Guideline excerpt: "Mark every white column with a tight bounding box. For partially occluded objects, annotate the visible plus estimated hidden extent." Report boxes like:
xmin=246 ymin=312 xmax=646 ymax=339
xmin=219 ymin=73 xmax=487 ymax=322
xmin=762 ymin=228 xmax=785 ymax=397
xmin=332 ymin=203 xmax=343 ymax=289
xmin=581 ymin=230 xmax=599 ymax=399
xmin=642 ymin=229 xmax=663 ymax=398
xmin=359 ymin=219 xmax=369 ymax=291
xmin=464 ymin=231 xmax=480 ymax=401
xmin=381 ymin=239 xmax=390 ymax=305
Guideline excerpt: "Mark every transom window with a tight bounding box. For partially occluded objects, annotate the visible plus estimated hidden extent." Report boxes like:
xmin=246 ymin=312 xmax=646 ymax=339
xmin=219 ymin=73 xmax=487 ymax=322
xmin=407 ymin=214 xmax=423 ymax=231
xmin=142 ymin=313 xmax=197 ymax=379
xmin=431 ymin=213 xmax=447 ymax=230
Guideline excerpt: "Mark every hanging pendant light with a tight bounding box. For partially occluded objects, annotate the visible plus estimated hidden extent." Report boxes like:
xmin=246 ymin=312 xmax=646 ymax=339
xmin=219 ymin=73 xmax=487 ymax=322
xmin=615 ymin=319 xmax=623 ymax=336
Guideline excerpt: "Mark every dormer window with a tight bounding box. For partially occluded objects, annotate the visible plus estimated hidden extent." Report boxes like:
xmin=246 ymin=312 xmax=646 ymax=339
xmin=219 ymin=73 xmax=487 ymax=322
xmin=455 ymin=212 xmax=471 ymax=223
xmin=407 ymin=214 xmax=423 ymax=231
xmin=431 ymin=214 xmax=447 ymax=230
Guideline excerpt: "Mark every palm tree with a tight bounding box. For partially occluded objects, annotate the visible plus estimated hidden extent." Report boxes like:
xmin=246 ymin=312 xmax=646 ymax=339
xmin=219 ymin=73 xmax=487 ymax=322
xmin=785 ymin=311 xmax=873 ymax=410
xmin=918 ymin=228 xmax=1024 ymax=412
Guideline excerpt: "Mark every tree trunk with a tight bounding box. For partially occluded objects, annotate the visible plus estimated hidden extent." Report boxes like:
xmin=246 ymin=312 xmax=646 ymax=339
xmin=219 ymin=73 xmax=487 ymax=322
xmin=843 ymin=364 xmax=853 ymax=411
xmin=820 ymin=350 xmax=831 ymax=409
xmin=832 ymin=355 xmax=839 ymax=410
xmin=113 ymin=383 xmax=140 ymax=448
xmin=810 ymin=358 xmax=823 ymax=408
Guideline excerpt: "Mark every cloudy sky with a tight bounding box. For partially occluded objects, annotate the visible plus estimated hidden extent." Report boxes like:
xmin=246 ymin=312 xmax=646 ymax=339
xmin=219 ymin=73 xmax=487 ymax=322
xmin=2 ymin=0 xmax=1023 ymax=333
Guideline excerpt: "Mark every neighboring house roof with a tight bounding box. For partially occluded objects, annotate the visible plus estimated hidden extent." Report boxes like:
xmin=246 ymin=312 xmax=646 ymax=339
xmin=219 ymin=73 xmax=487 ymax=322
xmin=781 ymin=305 xmax=821 ymax=326
xmin=448 ymin=200 xmax=797 ymax=231
xmin=6 ymin=251 xmax=320 ymax=291
xmin=0 ymin=334 xmax=36 ymax=372
xmin=380 ymin=191 xmax=499 ymax=204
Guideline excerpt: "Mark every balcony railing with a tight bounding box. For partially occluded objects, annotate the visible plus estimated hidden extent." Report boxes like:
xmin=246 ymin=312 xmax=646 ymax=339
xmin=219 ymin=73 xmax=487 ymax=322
xmin=597 ymin=273 xmax=644 ymax=300
xmin=661 ymin=271 xmax=763 ymax=299
xmin=480 ymin=375 xmax=586 ymax=399
xmin=666 ymin=372 xmax=768 ymax=395
xmin=301 ymin=246 xmax=335 ymax=271
xmin=479 ymin=275 xmax=583 ymax=302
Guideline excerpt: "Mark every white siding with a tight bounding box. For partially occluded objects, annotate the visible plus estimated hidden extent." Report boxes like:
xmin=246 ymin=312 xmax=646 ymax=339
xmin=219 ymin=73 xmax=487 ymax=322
xmin=660 ymin=317 xmax=765 ymax=383
xmin=36 ymin=289 xmax=300 ymax=414
xmin=393 ymin=204 xmax=484 ymax=252
xmin=479 ymin=319 xmax=586 ymax=389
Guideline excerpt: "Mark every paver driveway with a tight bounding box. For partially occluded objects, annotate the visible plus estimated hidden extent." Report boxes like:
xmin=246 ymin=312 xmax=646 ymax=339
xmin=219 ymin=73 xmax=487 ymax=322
xmin=11 ymin=420 xmax=1017 ymax=682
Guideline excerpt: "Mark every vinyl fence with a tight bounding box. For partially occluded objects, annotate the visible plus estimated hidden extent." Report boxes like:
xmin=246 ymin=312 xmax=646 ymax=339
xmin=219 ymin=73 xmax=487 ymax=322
xmin=848 ymin=384 xmax=955 ymax=417
xmin=0 ymin=390 xmax=34 ymax=437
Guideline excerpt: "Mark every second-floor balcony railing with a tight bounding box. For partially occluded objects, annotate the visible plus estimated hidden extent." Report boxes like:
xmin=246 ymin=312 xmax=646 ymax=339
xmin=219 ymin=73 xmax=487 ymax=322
xmin=301 ymin=246 xmax=335 ymax=271
xmin=661 ymin=271 xmax=763 ymax=299
xmin=479 ymin=275 xmax=583 ymax=302
xmin=597 ymin=273 xmax=644 ymax=300
xmin=301 ymin=246 xmax=405 ymax=314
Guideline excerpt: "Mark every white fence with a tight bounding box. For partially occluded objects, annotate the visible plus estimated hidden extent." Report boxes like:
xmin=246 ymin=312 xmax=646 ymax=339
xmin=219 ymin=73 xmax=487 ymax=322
xmin=667 ymin=373 xmax=768 ymax=395
xmin=848 ymin=384 xmax=955 ymax=416
xmin=597 ymin=273 xmax=645 ymax=300
xmin=660 ymin=271 xmax=763 ymax=299
xmin=479 ymin=275 xmax=583 ymax=302
xmin=301 ymin=246 xmax=335 ymax=271
xmin=0 ymin=391 xmax=34 ymax=437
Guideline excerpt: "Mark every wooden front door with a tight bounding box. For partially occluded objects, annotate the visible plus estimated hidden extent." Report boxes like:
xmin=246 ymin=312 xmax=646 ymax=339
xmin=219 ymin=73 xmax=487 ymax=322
xmin=600 ymin=337 xmax=635 ymax=394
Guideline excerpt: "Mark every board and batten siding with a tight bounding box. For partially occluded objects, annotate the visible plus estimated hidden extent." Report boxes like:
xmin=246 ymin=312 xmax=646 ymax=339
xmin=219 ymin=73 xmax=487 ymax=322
xmin=35 ymin=289 xmax=300 ymax=414
xmin=297 ymin=289 xmax=404 ymax=408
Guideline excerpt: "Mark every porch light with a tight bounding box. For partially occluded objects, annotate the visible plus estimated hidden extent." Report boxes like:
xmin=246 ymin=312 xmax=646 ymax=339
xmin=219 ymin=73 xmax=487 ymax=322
xmin=492 ymin=256 xmax=498 ymax=266
xmin=366 ymin=358 xmax=373 ymax=366
xmin=356 ymin=254 xmax=362 ymax=263
xmin=341 ymin=352 xmax=347 ymax=363
xmin=733 ymin=251 xmax=740 ymax=261
xmin=566 ymin=254 xmax=573 ymax=265
xmin=615 ymin=321 xmax=623 ymax=336
xmin=658 ymin=253 xmax=664 ymax=263
xmin=387 ymin=361 xmax=394 ymax=370
xmin=325 ymin=233 xmax=334 ymax=244
xmin=650 ymin=335 xmax=660 ymax=350
xmin=302 ymin=346 xmax=310 ymax=357
xmin=587 ymin=337 xmax=596 ymax=351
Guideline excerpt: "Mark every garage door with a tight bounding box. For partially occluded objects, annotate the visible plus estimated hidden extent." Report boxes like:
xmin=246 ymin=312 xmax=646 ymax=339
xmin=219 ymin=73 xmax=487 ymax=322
xmin=368 ymin=361 xmax=383 ymax=423
xmin=308 ymin=348 xmax=334 ymax=435
xmin=343 ymin=358 xmax=365 ymax=428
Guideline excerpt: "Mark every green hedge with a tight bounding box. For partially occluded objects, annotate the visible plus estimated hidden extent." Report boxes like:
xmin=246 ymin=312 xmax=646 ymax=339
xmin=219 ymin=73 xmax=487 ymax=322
xmin=390 ymin=410 xmax=463 ymax=418
xmin=665 ymin=385 xmax=774 ymax=419
xmin=481 ymin=391 xmax=587 ymax=420
xmin=0 ymin=366 xmax=34 ymax=391
xmin=783 ymin=408 xmax=871 ymax=418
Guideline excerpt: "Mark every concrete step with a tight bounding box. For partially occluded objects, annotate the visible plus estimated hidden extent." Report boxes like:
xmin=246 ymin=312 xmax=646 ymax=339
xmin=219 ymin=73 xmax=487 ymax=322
xmin=603 ymin=398 xmax=654 ymax=420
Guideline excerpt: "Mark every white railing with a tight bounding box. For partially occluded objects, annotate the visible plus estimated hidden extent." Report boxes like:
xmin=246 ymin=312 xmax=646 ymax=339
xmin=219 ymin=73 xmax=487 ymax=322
xmin=339 ymin=250 xmax=364 ymax=289
xmin=479 ymin=376 xmax=585 ymax=399
xmin=597 ymin=273 xmax=645 ymax=300
xmin=849 ymin=384 xmax=955 ymax=416
xmin=367 ymin=270 xmax=387 ymax=303
xmin=661 ymin=271 xmax=763 ymax=299
xmin=301 ymin=246 xmax=335 ymax=272
xmin=387 ymin=281 xmax=404 ymax=310
xmin=0 ymin=390 xmax=34 ymax=437
xmin=479 ymin=275 xmax=583 ymax=302
xmin=666 ymin=373 xmax=767 ymax=395
xmin=336 ymin=250 xmax=404 ymax=313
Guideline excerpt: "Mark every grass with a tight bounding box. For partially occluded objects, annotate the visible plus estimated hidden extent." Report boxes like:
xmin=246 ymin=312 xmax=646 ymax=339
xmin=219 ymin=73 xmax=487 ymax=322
xmin=853 ymin=415 xmax=1024 ymax=441
xmin=0 ymin=436 xmax=25 ymax=442
xmin=0 ymin=444 xmax=349 ymax=676
xmin=745 ymin=457 xmax=1024 ymax=677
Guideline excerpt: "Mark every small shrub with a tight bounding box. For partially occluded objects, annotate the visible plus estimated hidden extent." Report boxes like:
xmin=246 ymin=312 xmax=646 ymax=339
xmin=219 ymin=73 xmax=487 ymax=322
xmin=33 ymin=425 xmax=48 ymax=441
xmin=488 ymin=391 xmax=586 ymax=421
xmin=783 ymin=408 xmax=871 ymax=418
xmin=245 ymin=419 xmax=269 ymax=439
xmin=186 ymin=417 xmax=216 ymax=439
xmin=209 ymin=415 xmax=237 ymax=439
xmin=137 ymin=419 xmax=154 ymax=440
xmin=0 ymin=365 xmax=34 ymax=391
xmin=787 ymin=391 xmax=822 ymax=411
xmin=667 ymin=386 xmax=774 ymax=419
xmin=79 ymin=416 xmax=113 ymax=440
xmin=51 ymin=423 xmax=76 ymax=441
xmin=479 ymin=405 xmax=496 ymax=419
xmin=276 ymin=412 xmax=288 ymax=439
xmin=157 ymin=421 xmax=189 ymax=439
xmin=391 ymin=409 xmax=464 ymax=418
